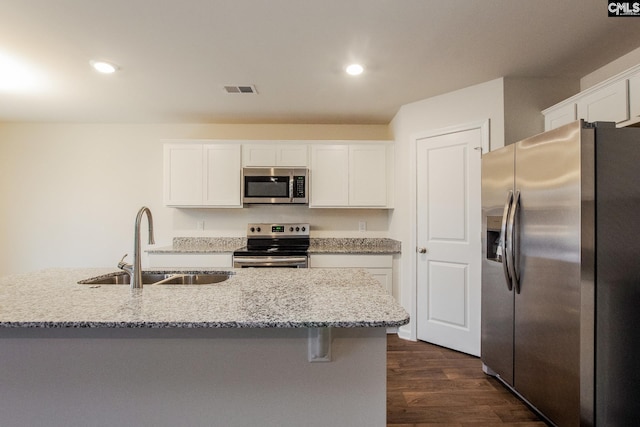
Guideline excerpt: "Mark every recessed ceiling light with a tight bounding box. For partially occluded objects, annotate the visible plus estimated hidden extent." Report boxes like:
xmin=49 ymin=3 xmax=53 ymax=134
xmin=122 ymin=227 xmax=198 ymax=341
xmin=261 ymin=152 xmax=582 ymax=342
xmin=345 ymin=63 xmax=364 ymax=76
xmin=90 ymin=60 xmax=118 ymax=74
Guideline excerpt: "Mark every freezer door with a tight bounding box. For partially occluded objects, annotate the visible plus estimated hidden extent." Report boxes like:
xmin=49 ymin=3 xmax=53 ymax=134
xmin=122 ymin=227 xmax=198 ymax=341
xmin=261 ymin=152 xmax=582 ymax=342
xmin=594 ymin=125 xmax=640 ymax=426
xmin=481 ymin=144 xmax=515 ymax=386
xmin=514 ymin=121 xmax=583 ymax=427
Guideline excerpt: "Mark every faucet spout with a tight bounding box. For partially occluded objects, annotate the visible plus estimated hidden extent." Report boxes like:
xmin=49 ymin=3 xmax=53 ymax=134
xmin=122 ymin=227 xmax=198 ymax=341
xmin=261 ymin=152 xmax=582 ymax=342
xmin=124 ymin=206 xmax=155 ymax=289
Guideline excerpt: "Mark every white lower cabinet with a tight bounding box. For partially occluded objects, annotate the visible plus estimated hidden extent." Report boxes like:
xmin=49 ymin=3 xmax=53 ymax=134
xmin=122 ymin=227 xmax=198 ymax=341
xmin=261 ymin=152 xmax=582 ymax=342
xmin=148 ymin=253 xmax=233 ymax=269
xmin=308 ymin=254 xmax=393 ymax=295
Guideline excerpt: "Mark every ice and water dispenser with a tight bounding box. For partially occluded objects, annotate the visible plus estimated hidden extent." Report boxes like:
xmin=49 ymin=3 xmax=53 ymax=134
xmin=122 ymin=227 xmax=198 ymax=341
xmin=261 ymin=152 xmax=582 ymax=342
xmin=486 ymin=215 xmax=503 ymax=263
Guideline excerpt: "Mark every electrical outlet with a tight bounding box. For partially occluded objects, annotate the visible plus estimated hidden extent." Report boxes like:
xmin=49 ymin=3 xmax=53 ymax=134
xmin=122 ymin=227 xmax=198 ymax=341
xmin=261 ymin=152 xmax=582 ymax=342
xmin=358 ymin=221 xmax=366 ymax=232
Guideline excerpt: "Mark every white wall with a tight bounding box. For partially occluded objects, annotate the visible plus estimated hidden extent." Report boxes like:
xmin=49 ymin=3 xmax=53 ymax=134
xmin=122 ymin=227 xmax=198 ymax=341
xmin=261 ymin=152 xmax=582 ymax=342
xmin=504 ymin=77 xmax=579 ymax=145
xmin=0 ymin=123 xmax=390 ymax=276
xmin=388 ymin=78 xmax=506 ymax=340
xmin=581 ymin=46 xmax=640 ymax=90
xmin=387 ymin=76 xmax=576 ymax=340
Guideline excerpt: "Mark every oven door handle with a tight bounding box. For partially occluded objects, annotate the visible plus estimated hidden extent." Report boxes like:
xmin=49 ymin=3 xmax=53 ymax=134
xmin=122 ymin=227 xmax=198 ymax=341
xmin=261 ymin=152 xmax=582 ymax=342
xmin=233 ymin=256 xmax=308 ymax=263
xmin=233 ymin=256 xmax=308 ymax=267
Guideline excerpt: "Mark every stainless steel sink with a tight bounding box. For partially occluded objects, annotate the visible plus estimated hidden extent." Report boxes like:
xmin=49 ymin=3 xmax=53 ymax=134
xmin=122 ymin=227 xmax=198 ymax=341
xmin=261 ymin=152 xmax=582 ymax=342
xmin=78 ymin=271 xmax=232 ymax=286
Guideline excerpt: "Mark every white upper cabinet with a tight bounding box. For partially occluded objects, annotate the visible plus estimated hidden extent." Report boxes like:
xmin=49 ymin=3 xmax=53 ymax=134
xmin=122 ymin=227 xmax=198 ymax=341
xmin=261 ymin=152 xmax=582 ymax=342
xmin=310 ymin=145 xmax=350 ymax=206
xmin=164 ymin=141 xmax=241 ymax=207
xmin=164 ymin=140 xmax=393 ymax=209
xmin=544 ymin=64 xmax=640 ymax=130
xmin=203 ymin=144 xmax=242 ymax=206
xmin=349 ymin=145 xmax=388 ymax=206
xmin=629 ymin=70 xmax=640 ymax=122
xmin=164 ymin=144 xmax=203 ymax=206
xmin=242 ymin=143 xmax=308 ymax=167
xmin=576 ymin=79 xmax=628 ymax=124
xmin=544 ymin=102 xmax=576 ymax=131
xmin=310 ymin=142 xmax=393 ymax=208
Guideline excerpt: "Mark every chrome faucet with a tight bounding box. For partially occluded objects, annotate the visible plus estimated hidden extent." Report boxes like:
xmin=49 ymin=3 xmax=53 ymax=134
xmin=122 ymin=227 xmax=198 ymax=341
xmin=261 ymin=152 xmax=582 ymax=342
xmin=118 ymin=206 xmax=155 ymax=289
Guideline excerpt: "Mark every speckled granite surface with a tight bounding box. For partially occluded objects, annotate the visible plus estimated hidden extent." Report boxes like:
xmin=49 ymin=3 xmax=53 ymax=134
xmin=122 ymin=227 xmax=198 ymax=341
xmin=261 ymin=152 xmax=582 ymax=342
xmin=308 ymin=238 xmax=400 ymax=254
xmin=0 ymin=268 xmax=409 ymax=329
xmin=148 ymin=237 xmax=401 ymax=254
xmin=148 ymin=237 xmax=246 ymax=253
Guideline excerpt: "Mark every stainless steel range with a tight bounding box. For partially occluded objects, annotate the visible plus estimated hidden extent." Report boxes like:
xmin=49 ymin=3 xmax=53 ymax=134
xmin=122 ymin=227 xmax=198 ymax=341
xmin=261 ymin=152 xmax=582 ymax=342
xmin=232 ymin=223 xmax=310 ymax=268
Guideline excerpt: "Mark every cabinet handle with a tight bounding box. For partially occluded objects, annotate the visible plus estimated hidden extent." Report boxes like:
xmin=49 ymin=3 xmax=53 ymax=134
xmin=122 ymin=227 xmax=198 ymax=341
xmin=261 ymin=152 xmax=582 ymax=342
xmin=418 ymin=247 xmax=427 ymax=254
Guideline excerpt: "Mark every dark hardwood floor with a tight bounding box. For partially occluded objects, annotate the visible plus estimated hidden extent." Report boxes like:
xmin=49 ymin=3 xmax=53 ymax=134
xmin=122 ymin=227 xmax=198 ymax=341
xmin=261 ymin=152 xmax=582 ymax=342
xmin=387 ymin=334 xmax=548 ymax=426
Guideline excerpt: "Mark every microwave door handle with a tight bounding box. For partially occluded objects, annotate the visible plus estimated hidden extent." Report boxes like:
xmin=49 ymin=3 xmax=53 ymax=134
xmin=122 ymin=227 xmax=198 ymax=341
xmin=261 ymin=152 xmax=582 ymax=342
xmin=289 ymin=172 xmax=294 ymax=202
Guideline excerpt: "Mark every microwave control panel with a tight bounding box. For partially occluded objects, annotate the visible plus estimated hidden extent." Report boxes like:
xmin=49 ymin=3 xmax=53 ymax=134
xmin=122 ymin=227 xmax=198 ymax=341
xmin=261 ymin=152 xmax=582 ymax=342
xmin=294 ymin=175 xmax=306 ymax=197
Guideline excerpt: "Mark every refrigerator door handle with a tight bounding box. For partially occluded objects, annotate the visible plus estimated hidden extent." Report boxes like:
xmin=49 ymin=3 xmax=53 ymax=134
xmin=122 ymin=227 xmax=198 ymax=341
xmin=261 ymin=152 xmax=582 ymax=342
xmin=507 ymin=190 xmax=521 ymax=294
xmin=500 ymin=191 xmax=514 ymax=291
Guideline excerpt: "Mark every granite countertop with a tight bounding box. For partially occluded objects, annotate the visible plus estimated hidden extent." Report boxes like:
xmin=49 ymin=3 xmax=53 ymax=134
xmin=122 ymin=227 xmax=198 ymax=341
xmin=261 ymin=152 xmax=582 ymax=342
xmin=0 ymin=268 xmax=409 ymax=329
xmin=148 ymin=237 xmax=246 ymax=253
xmin=308 ymin=238 xmax=400 ymax=254
xmin=148 ymin=237 xmax=401 ymax=254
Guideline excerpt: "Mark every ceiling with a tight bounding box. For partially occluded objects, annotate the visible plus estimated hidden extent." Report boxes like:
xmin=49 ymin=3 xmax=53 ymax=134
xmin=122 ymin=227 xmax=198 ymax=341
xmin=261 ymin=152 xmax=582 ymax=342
xmin=1 ymin=0 xmax=640 ymax=124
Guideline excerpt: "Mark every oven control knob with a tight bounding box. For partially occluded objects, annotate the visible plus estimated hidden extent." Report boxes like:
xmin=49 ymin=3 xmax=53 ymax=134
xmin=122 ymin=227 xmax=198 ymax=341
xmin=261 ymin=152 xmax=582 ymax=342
xmin=256 ymin=227 xmax=261 ymax=232
xmin=250 ymin=227 xmax=255 ymax=232
xmin=301 ymin=226 xmax=306 ymax=232
xmin=296 ymin=227 xmax=300 ymax=232
xmin=289 ymin=227 xmax=294 ymax=232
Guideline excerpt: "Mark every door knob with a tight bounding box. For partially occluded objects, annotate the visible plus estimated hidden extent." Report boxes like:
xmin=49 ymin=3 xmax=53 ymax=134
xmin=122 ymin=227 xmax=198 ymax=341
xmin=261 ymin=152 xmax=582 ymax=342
xmin=418 ymin=247 xmax=427 ymax=254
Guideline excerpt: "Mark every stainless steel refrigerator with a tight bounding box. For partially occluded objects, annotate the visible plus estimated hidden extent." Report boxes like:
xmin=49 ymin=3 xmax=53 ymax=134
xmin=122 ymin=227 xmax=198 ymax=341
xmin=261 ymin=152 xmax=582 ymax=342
xmin=481 ymin=120 xmax=640 ymax=426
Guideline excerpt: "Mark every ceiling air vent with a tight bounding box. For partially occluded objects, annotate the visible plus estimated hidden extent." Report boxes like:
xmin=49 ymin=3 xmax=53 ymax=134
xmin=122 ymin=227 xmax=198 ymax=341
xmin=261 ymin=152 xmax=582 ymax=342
xmin=223 ymin=85 xmax=258 ymax=94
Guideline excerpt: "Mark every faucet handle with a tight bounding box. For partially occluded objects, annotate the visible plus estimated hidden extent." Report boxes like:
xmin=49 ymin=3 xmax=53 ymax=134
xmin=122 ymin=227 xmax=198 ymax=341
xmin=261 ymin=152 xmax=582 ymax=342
xmin=118 ymin=253 xmax=130 ymax=270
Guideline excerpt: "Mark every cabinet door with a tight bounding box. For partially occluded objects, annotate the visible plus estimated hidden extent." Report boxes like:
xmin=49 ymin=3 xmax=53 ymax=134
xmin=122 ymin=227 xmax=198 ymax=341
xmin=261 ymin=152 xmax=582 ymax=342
xmin=242 ymin=144 xmax=308 ymax=166
xmin=310 ymin=145 xmax=349 ymax=206
xmin=577 ymin=79 xmax=629 ymax=123
xmin=204 ymin=144 xmax=241 ymax=206
xmin=308 ymin=254 xmax=393 ymax=295
xmin=164 ymin=144 xmax=203 ymax=206
xmin=242 ymin=144 xmax=277 ymax=166
xmin=277 ymin=144 xmax=308 ymax=166
xmin=544 ymin=103 xmax=576 ymax=131
xmin=349 ymin=145 xmax=387 ymax=206
xmin=629 ymin=72 xmax=640 ymax=121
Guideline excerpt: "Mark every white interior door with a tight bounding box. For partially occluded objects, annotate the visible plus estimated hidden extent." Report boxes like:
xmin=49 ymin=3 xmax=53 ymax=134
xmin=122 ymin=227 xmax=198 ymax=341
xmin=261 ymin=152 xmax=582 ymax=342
xmin=416 ymin=127 xmax=483 ymax=356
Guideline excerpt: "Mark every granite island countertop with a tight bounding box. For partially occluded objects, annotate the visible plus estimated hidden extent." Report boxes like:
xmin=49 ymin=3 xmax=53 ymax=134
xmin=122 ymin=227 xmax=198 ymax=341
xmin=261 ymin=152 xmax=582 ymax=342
xmin=148 ymin=237 xmax=401 ymax=254
xmin=0 ymin=268 xmax=409 ymax=329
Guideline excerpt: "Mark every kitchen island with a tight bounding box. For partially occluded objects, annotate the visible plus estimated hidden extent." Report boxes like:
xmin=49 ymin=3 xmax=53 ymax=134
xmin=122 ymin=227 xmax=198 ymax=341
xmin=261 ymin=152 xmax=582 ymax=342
xmin=0 ymin=268 xmax=408 ymax=427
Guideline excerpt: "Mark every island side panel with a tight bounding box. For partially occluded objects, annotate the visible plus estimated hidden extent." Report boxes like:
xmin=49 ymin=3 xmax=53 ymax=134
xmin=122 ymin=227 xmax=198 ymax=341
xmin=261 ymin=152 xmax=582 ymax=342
xmin=0 ymin=327 xmax=386 ymax=427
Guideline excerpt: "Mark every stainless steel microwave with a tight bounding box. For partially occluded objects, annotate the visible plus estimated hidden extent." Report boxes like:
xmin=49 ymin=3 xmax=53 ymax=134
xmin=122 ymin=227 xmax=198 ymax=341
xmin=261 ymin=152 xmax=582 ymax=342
xmin=242 ymin=167 xmax=308 ymax=204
